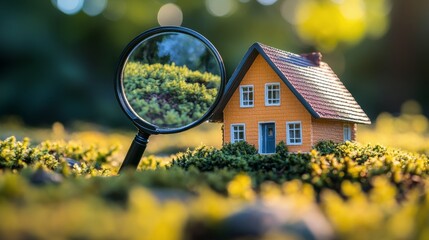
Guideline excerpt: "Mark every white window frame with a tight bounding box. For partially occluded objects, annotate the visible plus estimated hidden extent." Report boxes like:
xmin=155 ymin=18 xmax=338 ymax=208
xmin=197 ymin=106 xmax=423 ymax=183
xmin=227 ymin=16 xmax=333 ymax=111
xmin=240 ymin=85 xmax=254 ymax=108
xmin=286 ymin=121 xmax=302 ymax=145
xmin=265 ymin=83 xmax=281 ymax=106
xmin=231 ymin=124 xmax=246 ymax=143
xmin=343 ymin=124 xmax=351 ymax=141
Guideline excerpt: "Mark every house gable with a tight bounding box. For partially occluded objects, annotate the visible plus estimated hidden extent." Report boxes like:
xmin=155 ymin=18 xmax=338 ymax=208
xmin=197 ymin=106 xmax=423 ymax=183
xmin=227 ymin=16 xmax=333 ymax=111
xmin=223 ymin=54 xmax=312 ymax=152
xmin=211 ymin=43 xmax=371 ymax=125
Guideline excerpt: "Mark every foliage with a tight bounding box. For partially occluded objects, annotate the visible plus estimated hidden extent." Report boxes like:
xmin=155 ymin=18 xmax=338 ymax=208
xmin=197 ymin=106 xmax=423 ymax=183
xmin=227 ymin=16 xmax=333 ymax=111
xmin=1 ymin=136 xmax=429 ymax=239
xmin=0 ymin=121 xmax=223 ymax=159
xmin=172 ymin=140 xmax=429 ymax=199
xmin=309 ymin=142 xmax=429 ymax=198
xmin=171 ymin=141 xmax=308 ymax=189
xmin=0 ymin=136 xmax=115 ymax=177
xmin=123 ymin=62 xmax=220 ymax=128
xmin=2 ymin=111 xmax=429 ymax=239
xmin=275 ymin=140 xmax=289 ymax=157
xmin=0 ymin=134 xmax=429 ymax=239
xmin=314 ymin=140 xmax=338 ymax=155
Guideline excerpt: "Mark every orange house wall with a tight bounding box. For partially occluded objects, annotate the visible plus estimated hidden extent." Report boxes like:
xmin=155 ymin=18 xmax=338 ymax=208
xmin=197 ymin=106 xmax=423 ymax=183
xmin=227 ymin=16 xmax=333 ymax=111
xmin=311 ymin=118 xmax=357 ymax=143
xmin=223 ymin=54 xmax=312 ymax=152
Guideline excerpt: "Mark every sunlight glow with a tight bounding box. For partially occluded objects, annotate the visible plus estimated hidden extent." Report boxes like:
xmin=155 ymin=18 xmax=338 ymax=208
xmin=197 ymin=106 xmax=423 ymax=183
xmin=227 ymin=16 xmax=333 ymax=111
xmin=158 ymin=3 xmax=183 ymax=26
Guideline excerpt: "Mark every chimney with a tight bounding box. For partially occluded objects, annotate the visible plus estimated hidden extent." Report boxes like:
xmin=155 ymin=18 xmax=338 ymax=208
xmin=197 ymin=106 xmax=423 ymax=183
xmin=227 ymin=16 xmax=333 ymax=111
xmin=300 ymin=52 xmax=322 ymax=66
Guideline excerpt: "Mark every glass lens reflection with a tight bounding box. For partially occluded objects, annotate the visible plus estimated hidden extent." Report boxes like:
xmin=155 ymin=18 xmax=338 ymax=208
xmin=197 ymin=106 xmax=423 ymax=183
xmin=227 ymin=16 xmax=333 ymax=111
xmin=122 ymin=32 xmax=221 ymax=129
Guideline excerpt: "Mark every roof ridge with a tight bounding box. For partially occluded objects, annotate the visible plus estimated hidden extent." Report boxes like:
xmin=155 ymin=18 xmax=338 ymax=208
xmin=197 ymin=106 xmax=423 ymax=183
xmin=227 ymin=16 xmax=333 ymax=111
xmin=256 ymin=42 xmax=326 ymax=67
xmin=256 ymin=42 xmax=298 ymax=57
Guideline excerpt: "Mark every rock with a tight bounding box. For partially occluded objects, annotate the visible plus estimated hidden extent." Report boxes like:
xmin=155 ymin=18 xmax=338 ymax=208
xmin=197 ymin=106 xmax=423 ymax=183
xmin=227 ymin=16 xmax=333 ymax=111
xmin=220 ymin=200 xmax=334 ymax=240
xmin=29 ymin=168 xmax=63 ymax=185
xmin=222 ymin=207 xmax=279 ymax=238
xmin=65 ymin=158 xmax=81 ymax=168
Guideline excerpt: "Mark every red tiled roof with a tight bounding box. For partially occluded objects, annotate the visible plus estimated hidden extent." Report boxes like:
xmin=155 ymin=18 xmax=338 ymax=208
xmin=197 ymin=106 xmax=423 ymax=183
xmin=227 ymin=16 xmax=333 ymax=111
xmin=211 ymin=43 xmax=371 ymax=124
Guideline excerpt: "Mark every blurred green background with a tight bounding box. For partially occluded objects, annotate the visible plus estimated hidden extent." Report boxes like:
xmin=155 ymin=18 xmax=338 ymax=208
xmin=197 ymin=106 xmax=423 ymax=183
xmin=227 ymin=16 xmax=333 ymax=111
xmin=1 ymin=0 xmax=428 ymax=128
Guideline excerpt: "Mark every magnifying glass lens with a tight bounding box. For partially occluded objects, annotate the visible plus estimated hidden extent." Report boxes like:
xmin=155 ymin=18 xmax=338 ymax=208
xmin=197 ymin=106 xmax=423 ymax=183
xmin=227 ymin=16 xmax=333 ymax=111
xmin=121 ymin=32 xmax=222 ymax=131
xmin=115 ymin=27 xmax=225 ymax=172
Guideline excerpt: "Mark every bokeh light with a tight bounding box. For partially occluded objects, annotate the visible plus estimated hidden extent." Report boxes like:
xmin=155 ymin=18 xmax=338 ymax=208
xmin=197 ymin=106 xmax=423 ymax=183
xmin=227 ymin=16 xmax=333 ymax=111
xmin=257 ymin=0 xmax=278 ymax=6
xmin=53 ymin=0 xmax=84 ymax=15
xmin=282 ymin=0 xmax=390 ymax=51
xmin=364 ymin=0 xmax=391 ymax=38
xmin=157 ymin=3 xmax=183 ymax=26
xmin=281 ymin=0 xmax=299 ymax=24
xmin=83 ymin=0 xmax=107 ymax=16
xmin=205 ymin=0 xmax=237 ymax=17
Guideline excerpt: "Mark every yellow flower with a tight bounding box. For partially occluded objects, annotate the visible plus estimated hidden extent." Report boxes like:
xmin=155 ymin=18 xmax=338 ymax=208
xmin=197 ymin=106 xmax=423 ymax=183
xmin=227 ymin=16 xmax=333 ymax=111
xmin=227 ymin=173 xmax=255 ymax=201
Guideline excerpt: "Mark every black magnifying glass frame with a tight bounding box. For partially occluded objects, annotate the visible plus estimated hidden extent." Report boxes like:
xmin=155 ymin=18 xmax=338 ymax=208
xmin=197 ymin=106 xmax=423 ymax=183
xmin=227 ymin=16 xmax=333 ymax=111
xmin=115 ymin=26 xmax=226 ymax=173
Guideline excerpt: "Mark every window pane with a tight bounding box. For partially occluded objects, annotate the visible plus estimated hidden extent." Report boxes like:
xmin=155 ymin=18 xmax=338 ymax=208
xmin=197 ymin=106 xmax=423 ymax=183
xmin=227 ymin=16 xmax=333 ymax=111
xmin=241 ymin=86 xmax=254 ymax=107
xmin=232 ymin=124 xmax=245 ymax=142
xmin=343 ymin=125 xmax=351 ymax=141
xmin=266 ymin=84 xmax=280 ymax=105
xmin=294 ymin=129 xmax=300 ymax=136
xmin=287 ymin=123 xmax=301 ymax=145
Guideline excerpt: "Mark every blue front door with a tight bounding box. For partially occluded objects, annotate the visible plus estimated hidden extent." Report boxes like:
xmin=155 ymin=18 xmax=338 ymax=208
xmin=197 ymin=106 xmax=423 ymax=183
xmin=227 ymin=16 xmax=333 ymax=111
xmin=260 ymin=123 xmax=275 ymax=154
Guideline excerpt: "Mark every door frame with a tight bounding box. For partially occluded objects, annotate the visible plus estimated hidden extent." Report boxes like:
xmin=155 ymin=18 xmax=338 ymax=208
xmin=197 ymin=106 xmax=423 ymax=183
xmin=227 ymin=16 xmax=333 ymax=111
xmin=258 ymin=121 xmax=276 ymax=154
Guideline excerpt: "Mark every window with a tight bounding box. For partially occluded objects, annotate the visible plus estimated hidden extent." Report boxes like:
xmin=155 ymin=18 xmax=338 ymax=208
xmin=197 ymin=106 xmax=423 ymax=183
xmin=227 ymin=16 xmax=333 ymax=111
xmin=240 ymin=85 xmax=254 ymax=107
xmin=286 ymin=122 xmax=302 ymax=145
xmin=343 ymin=124 xmax=351 ymax=141
xmin=231 ymin=124 xmax=245 ymax=143
xmin=265 ymin=83 xmax=280 ymax=106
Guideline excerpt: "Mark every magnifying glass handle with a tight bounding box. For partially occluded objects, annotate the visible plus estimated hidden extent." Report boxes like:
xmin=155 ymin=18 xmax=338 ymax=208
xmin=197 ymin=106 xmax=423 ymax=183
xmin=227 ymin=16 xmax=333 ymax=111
xmin=118 ymin=131 xmax=150 ymax=173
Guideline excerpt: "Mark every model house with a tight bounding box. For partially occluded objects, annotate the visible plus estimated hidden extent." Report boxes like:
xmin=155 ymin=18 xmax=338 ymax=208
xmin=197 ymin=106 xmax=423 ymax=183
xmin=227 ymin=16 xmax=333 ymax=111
xmin=211 ymin=43 xmax=370 ymax=153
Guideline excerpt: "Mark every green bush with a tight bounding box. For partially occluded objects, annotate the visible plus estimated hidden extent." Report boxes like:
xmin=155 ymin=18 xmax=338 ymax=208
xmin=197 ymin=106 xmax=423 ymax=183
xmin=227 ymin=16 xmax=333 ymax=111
xmin=171 ymin=141 xmax=310 ymax=187
xmin=123 ymin=62 xmax=220 ymax=128
xmin=314 ymin=140 xmax=338 ymax=155
xmin=221 ymin=141 xmax=258 ymax=156
xmin=275 ymin=140 xmax=288 ymax=157
xmin=171 ymin=141 xmax=429 ymax=197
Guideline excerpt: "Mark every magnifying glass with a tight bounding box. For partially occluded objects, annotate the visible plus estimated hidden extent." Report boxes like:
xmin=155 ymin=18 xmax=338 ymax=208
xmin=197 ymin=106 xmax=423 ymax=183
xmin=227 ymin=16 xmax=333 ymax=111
xmin=115 ymin=26 xmax=226 ymax=173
